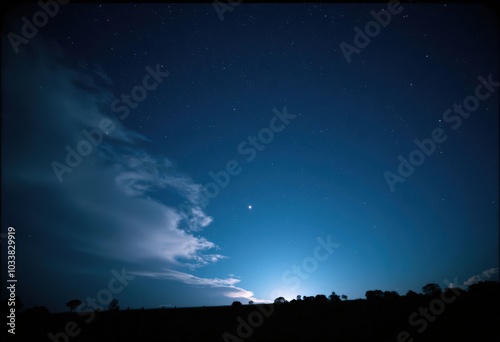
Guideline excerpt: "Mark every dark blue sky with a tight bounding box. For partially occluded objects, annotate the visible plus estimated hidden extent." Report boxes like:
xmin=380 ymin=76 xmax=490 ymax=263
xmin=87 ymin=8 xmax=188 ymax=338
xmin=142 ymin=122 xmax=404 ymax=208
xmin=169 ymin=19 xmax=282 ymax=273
xmin=2 ymin=3 xmax=498 ymax=312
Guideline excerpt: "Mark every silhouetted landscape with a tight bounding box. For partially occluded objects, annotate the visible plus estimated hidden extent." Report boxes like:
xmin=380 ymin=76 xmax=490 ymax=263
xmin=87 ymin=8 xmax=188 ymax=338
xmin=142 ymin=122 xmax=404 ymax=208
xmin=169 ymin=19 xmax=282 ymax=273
xmin=2 ymin=3 xmax=499 ymax=342
xmin=7 ymin=281 xmax=499 ymax=341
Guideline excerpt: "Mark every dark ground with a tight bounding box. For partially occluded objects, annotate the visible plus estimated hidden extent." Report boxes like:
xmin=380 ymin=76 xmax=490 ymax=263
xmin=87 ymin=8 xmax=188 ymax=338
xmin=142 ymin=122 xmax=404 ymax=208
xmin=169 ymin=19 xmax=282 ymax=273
xmin=8 ymin=281 xmax=500 ymax=342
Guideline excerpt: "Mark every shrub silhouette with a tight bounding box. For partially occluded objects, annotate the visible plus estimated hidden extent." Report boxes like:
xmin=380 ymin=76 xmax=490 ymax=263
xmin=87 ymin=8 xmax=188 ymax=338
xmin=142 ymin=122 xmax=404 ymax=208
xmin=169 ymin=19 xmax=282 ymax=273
xmin=405 ymin=290 xmax=419 ymax=297
xmin=16 ymin=281 xmax=500 ymax=342
xmin=314 ymin=294 xmax=328 ymax=303
xmin=365 ymin=290 xmax=384 ymax=300
xmin=468 ymin=281 xmax=499 ymax=296
xmin=66 ymin=299 xmax=81 ymax=312
xmin=302 ymin=295 xmax=314 ymax=302
xmin=108 ymin=298 xmax=120 ymax=311
xmin=383 ymin=291 xmax=400 ymax=299
xmin=422 ymin=283 xmax=442 ymax=296
xmin=329 ymin=291 xmax=341 ymax=303
xmin=274 ymin=296 xmax=287 ymax=304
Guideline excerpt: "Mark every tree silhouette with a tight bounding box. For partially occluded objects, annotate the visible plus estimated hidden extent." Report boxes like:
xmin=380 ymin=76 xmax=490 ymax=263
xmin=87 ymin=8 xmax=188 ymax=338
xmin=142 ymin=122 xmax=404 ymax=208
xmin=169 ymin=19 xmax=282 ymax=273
xmin=231 ymin=301 xmax=242 ymax=307
xmin=296 ymin=295 xmax=302 ymax=301
xmin=108 ymin=298 xmax=119 ymax=311
xmin=468 ymin=281 xmax=499 ymax=296
xmin=341 ymin=294 xmax=348 ymax=301
xmin=314 ymin=294 xmax=328 ymax=303
xmin=422 ymin=283 xmax=442 ymax=296
xmin=303 ymin=296 xmax=314 ymax=302
xmin=66 ymin=299 xmax=82 ymax=312
xmin=443 ymin=287 xmax=467 ymax=297
xmin=248 ymin=300 xmax=254 ymax=305
xmin=274 ymin=297 xmax=286 ymax=304
xmin=365 ymin=290 xmax=384 ymax=300
xmin=405 ymin=290 xmax=419 ymax=298
xmin=329 ymin=291 xmax=341 ymax=303
xmin=383 ymin=291 xmax=400 ymax=299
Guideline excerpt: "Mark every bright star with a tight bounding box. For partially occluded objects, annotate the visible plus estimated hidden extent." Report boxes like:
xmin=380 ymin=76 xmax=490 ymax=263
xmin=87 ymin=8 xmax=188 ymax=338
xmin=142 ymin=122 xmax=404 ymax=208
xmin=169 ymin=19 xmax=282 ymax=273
xmin=248 ymin=205 xmax=252 ymax=209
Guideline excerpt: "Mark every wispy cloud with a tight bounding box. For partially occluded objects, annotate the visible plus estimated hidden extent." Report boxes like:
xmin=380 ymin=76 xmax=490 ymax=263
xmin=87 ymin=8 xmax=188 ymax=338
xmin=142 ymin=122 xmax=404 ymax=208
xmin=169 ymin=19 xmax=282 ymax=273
xmin=2 ymin=36 xmax=223 ymax=272
xmin=463 ymin=267 xmax=499 ymax=286
xmin=133 ymin=269 xmax=271 ymax=303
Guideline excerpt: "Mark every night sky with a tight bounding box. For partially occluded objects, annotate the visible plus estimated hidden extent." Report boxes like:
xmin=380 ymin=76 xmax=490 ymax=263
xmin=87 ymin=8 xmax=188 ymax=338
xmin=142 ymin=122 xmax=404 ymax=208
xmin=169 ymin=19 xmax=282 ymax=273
xmin=2 ymin=2 xmax=498 ymax=313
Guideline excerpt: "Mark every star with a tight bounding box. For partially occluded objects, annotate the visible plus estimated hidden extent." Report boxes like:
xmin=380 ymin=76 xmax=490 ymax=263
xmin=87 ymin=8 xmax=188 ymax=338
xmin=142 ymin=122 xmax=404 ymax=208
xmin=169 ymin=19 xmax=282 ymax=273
xmin=248 ymin=205 xmax=252 ymax=209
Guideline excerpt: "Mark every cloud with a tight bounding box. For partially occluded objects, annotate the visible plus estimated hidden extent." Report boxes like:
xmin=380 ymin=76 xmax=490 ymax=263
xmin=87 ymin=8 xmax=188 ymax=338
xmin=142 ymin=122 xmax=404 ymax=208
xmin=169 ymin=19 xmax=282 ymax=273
xmin=1 ymin=35 xmax=222 ymax=272
xmin=109 ymin=148 xmax=213 ymax=232
xmin=463 ymin=268 xmax=499 ymax=286
xmin=2 ymin=33 xmax=269 ymax=309
xmin=133 ymin=269 xmax=271 ymax=303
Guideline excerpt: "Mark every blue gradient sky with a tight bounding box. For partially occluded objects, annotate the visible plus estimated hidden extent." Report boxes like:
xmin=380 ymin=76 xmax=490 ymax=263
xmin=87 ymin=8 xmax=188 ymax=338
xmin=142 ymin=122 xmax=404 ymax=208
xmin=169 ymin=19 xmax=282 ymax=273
xmin=1 ymin=3 xmax=498 ymax=312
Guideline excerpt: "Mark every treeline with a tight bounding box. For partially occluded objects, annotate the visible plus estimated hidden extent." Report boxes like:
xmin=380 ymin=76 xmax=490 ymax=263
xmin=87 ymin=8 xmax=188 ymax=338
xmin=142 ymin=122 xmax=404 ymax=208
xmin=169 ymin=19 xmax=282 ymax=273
xmin=3 ymin=281 xmax=498 ymax=342
xmin=229 ymin=280 xmax=498 ymax=306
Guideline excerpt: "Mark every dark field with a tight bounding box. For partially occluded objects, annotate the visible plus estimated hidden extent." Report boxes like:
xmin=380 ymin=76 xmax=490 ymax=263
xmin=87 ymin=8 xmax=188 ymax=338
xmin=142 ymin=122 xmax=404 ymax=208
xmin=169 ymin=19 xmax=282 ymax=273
xmin=12 ymin=281 xmax=500 ymax=342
